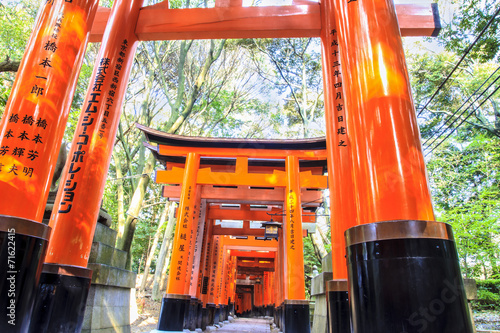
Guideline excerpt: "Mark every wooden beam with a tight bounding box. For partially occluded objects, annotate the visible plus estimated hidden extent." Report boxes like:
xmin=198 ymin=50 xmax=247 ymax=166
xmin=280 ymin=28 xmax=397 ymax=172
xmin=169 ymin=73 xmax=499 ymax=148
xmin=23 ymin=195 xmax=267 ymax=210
xmin=212 ymin=224 xmax=308 ymax=237
xmin=230 ymin=250 xmax=275 ymax=259
xmin=163 ymin=185 xmax=323 ymax=205
xmin=89 ymin=3 xmax=440 ymax=43
xmin=208 ymin=206 xmax=283 ymax=222
xmin=156 ymin=167 xmax=327 ymax=189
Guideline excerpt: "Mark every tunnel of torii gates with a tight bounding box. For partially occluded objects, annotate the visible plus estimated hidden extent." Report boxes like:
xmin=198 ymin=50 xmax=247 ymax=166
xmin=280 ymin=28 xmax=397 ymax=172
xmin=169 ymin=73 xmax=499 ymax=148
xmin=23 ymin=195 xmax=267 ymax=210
xmin=0 ymin=0 xmax=476 ymax=331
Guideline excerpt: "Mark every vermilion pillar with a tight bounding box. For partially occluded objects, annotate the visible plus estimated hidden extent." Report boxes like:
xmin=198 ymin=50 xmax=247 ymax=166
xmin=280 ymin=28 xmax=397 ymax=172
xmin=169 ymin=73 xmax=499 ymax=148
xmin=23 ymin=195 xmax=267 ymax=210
xmin=228 ymin=255 xmax=237 ymax=316
xmin=284 ymin=156 xmax=305 ymax=300
xmin=0 ymin=0 xmax=98 ymax=222
xmin=207 ymin=235 xmax=221 ymax=326
xmin=45 ymin=0 xmax=143 ymax=267
xmin=29 ymin=0 xmax=144 ymax=331
xmin=186 ymin=192 xmax=204 ymax=295
xmin=332 ymin=0 xmax=434 ymax=223
xmin=198 ymin=216 xmax=213 ymax=330
xmin=0 ymin=0 xmax=98 ymax=331
xmin=220 ymin=249 xmax=231 ymax=322
xmin=158 ymin=152 xmax=200 ymax=332
xmin=283 ymin=156 xmax=310 ymax=333
xmin=320 ymin=0 xmax=357 ymax=281
xmin=185 ymin=193 xmax=204 ymax=331
xmin=200 ymin=218 xmax=213 ymax=306
xmin=320 ymin=1 xmax=356 ymax=331
xmin=330 ymin=0 xmax=472 ymax=332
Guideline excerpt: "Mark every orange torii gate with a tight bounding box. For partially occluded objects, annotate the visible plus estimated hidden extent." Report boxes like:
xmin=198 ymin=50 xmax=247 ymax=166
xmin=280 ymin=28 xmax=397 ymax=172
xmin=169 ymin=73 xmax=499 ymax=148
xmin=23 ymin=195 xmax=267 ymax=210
xmin=140 ymin=124 xmax=328 ymax=331
xmin=0 ymin=0 xmax=474 ymax=332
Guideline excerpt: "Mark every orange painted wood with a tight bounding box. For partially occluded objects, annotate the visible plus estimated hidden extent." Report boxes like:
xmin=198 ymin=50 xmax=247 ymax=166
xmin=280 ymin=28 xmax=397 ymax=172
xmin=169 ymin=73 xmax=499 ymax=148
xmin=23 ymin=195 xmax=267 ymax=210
xmin=230 ymin=250 xmax=275 ymax=258
xmin=186 ymin=189 xmax=203 ymax=295
xmin=166 ymin=153 xmax=200 ymax=295
xmin=320 ymin=0 xmax=357 ymax=279
xmin=284 ymin=156 xmax=306 ymax=300
xmin=158 ymin=144 xmax=327 ymax=160
xmin=89 ymin=3 xmax=439 ymax=42
xmin=163 ymin=185 xmax=323 ymax=205
xmin=332 ymin=0 xmax=435 ymax=223
xmin=212 ymin=225 xmax=308 ymax=237
xmin=215 ymin=0 xmax=243 ymax=7
xmin=0 ymin=0 xmax=99 ymax=221
xmin=199 ymin=214 xmax=213 ymax=304
xmin=46 ymin=0 xmax=143 ymax=267
xmin=237 ymin=260 xmax=274 ymax=269
xmin=208 ymin=205 xmax=315 ymax=223
xmin=165 ymin=161 xmax=325 ymax=175
xmin=156 ymin=166 xmax=327 ymax=188
xmin=208 ymin=206 xmax=283 ymax=222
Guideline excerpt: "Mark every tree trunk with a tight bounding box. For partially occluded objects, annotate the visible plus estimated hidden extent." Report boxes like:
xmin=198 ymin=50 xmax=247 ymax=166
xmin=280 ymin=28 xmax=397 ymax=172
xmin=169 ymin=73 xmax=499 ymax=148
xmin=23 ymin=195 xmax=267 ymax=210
xmin=160 ymin=241 xmax=174 ymax=294
xmin=139 ymin=206 xmax=166 ymax=292
xmin=0 ymin=56 xmax=20 ymax=73
xmin=116 ymin=154 xmax=156 ymax=269
xmin=152 ymin=201 xmax=177 ymax=301
xmin=310 ymin=232 xmax=327 ymax=260
xmin=113 ymin=152 xmax=126 ymax=231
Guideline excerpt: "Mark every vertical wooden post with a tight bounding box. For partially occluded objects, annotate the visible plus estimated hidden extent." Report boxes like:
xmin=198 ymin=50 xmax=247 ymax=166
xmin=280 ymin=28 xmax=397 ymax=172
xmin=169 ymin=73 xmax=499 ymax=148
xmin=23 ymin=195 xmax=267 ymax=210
xmin=158 ymin=152 xmax=200 ymax=331
xmin=46 ymin=0 xmax=144 ymax=268
xmin=34 ymin=0 xmax=142 ymax=323
xmin=0 ymin=0 xmax=99 ymax=221
xmin=331 ymin=0 xmax=434 ymax=223
xmin=186 ymin=191 xmax=204 ymax=295
xmin=199 ymin=218 xmax=213 ymax=306
xmin=198 ymin=215 xmax=213 ymax=330
xmin=283 ymin=155 xmax=310 ymax=333
xmin=284 ymin=156 xmax=306 ymax=299
xmin=320 ymin=0 xmax=358 ymax=281
xmin=0 ymin=1 xmax=99 ymax=330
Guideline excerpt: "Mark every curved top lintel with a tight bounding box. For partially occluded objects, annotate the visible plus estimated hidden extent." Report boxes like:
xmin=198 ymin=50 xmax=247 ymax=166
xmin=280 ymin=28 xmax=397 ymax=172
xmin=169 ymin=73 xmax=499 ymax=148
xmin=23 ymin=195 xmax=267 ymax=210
xmin=136 ymin=123 xmax=326 ymax=151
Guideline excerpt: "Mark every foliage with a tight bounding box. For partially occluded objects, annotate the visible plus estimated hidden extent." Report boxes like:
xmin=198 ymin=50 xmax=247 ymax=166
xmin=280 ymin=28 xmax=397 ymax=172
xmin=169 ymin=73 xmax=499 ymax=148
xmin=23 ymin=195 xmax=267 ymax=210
xmin=0 ymin=0 xmax=37 ymax=112
xmin=241 ymin=38 xmax=325 ymax=138
xmin=438 ymin=0 xmax=500 ymax=63
xmin=472 ymin=279 xmax=500 ymax=310
xmin=427 ymin=133 xmax=500 ymax=278
xmin=407 ymin=51 xmax=500 ymax=142
xmin=407 ymin=0 xmax=500 ymax=281
xmin=303 ymin=235 xmax=322 ymax=299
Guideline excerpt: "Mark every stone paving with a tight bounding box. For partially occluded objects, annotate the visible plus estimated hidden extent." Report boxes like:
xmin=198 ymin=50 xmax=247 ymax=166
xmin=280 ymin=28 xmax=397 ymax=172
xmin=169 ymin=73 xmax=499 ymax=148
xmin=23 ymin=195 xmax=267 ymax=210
xmin=216 ymin=317 xmax=272 ymax=333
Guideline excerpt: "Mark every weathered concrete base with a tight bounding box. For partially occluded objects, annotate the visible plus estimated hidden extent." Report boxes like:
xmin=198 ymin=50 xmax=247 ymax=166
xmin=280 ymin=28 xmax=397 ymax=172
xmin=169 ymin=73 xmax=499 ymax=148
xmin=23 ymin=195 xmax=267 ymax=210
xmin=82 ymin=284 xmax=135 ymax=333
xmin=311 ymin=271 xmax=333 ymax=333
xmin=82 ymin=223 xmax=137 ymax=333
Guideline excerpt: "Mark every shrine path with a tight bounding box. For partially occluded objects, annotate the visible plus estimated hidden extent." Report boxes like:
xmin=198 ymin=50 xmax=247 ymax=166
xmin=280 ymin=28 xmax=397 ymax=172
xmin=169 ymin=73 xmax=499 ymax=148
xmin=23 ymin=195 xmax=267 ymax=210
xmin=216 ymin=317 xmax=272 ymax=333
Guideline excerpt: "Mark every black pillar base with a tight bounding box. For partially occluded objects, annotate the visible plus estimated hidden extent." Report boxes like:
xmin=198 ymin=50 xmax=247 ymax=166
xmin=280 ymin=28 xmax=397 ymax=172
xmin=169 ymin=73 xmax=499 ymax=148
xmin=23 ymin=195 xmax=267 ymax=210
xmin=283 ymin=300 xmax=311 ymax=333
xmin=29 ymin=263 xmax=92 ymax=333
xmin=196 ymin=301 xmax=203 ymax=329
xmin=184 ymin=297 xmax=197 ymax=330
xmin=222 ymin=304 xmax=228 ymax=321
xmin=207 ymin=303 xmax=216 ymax=326
xmin=275 ymin=304 xmax=282 ymax=328
xmin=158 ymin=294 xmax=190 ymax=331
xmin=214 ymin=305 xmax=221 ymax=325
xmin=228 ymin=302 xmax=234 ymax=317
xmin=0 ymin=216 xmax=51 ymax=333
xmin=200 ymin=306 xmax=208 ymax=330
xmin=346 ymin=220 xmax=474 ymax=333
xmin=326 ymin=280 xmax=351 ymax=333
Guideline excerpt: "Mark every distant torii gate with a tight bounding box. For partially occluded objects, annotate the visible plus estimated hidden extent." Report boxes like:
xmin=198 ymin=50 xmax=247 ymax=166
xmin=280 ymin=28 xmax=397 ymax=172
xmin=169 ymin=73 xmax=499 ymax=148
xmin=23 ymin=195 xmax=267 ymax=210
xmin=0 ymin=0 xmax=474 ymax=332
xmin=140 ymin=124 xmax=328 ymax=331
